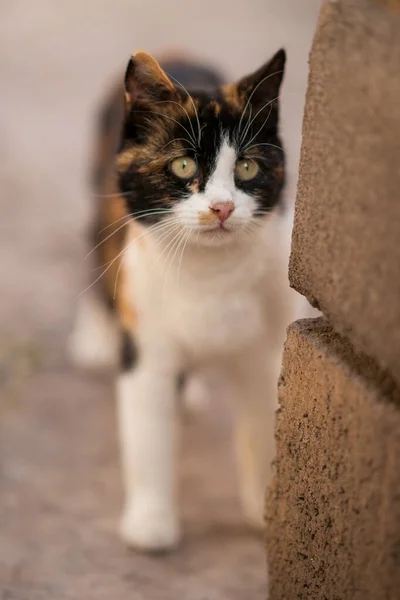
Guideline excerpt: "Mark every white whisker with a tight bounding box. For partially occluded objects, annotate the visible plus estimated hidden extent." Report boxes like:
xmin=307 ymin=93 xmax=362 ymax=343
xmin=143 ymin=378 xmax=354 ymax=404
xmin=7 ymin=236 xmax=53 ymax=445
xmin=152 ymin=226 xmax=184 ymax=270
xmin=167 ymin=73 xmax=202 ymax=147
xmin=85 ymin=219 xmax=131 ymax=260
xmin=240 ymin=103 xmax=272 ymax=147
xmin=236 ymin=69 xmax=284 ymax=141
xmin=162 ymin=229 xmax=187 ymax=299
xmin=99 ymin=209 xmax=174 ymax=234
xmin=87 ymin=211 xmax=176 ymax=259
xmin=109 ymin=219 xmax=180 ymax=300
xmin=154 ymin=99 xmax=197 ymax=147
xmin=243 ymin=142 xmax=284 ymax=153
xmin=91 ymin=190 xmax=131 ymax=199
xmin=176 ymin=228 xmax=192 ymax=292
xmin=161 ymin=137 xmax=196 ymax=151
xmin=134 ymin=110 xmax=196 ymax=148
xmin=237 ymin=103 xmax=252 ymax=147
xmin=78 ymin=244 xmax=128 ymax=299
xmin=90 ymin=219 xmax=181 ymax=271
xmin=241 ymin=92 xmax=297 ymax=149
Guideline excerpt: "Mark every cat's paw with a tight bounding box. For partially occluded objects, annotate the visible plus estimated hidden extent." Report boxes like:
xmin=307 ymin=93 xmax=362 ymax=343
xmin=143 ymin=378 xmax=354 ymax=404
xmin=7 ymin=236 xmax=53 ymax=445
xmin=181 ymin=374 xmax=210 ymax=416
xmin=119 ymin=501 xmax=181 ymax=553
xmin=68 ymin=294 xmax=118 ymax=369
xmin=243 ymin=506 xmax=265 ymax=533
xmin=241 ymin=490 xmax=265 ymax=533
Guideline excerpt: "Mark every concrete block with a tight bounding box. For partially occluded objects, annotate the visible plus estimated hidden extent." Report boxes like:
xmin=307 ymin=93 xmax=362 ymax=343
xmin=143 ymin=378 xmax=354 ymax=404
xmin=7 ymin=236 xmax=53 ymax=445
xmin=289 ymin=0 xmax=400 ymax=383
xmin=266 ymin=318 xmax=400 ymax=600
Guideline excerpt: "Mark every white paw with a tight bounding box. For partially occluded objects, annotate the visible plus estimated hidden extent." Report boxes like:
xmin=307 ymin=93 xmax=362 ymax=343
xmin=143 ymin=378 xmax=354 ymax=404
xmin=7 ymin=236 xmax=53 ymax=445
xmin=182 ymin=374 xmax=210 ymax=415
xmin=244 ymin=505 xmax=265 ymax=533
xmin=68 ymin=294 xmax=119 ymax=369
xmin=119 ymin=500 xmax=181 ymax=553
xmin=241 ymin=488 xmax=266 ymax=533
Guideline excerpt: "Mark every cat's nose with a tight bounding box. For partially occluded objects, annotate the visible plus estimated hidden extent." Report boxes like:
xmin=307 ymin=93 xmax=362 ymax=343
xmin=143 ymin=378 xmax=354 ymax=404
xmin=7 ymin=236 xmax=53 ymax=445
xmin=210 ymin=201 xmax=235 ymax=224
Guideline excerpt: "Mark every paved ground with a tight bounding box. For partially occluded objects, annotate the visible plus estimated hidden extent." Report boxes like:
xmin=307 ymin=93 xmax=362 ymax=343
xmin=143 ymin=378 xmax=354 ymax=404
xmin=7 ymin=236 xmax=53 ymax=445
xmin=0 ymin=1 xmax=320 ymax=598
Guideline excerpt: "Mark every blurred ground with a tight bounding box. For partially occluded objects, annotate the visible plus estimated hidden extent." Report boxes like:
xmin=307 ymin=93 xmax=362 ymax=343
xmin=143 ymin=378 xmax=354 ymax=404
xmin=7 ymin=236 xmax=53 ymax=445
xmin=0 ymin=1 xmax=320 ymax=598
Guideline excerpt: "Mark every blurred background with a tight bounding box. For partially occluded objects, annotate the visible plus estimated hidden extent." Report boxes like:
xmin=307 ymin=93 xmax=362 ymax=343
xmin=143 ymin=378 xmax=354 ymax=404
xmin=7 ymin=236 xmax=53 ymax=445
xmin=0 ymin=1 xmax=321 ymax=598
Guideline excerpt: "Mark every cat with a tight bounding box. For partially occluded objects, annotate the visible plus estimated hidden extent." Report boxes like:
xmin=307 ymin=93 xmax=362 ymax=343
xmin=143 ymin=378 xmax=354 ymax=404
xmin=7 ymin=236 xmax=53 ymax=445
xmin=70 ymin=48 xmax=309 ymax=552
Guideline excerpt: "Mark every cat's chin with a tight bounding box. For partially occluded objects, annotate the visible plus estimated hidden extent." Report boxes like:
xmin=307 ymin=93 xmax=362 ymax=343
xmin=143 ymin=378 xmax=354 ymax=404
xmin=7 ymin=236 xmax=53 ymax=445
xmin=193 ymin=226 xmax=239 ymax=248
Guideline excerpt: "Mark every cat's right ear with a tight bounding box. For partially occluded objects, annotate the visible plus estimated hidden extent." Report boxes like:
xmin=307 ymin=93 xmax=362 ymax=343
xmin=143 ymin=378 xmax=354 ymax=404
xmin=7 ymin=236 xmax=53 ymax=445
xmin=124 ymin=51 xmax=176 ymax=106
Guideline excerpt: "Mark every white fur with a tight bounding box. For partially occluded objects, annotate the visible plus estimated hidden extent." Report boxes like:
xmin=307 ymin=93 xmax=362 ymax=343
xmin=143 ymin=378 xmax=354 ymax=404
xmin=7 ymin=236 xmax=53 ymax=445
xmin=77 ymin=141 xmax=313 ymax=550
xmin=118 ymin=363 xmax=181 ymax=551
xmin=69 ymin=290 xmax=119 ymax=369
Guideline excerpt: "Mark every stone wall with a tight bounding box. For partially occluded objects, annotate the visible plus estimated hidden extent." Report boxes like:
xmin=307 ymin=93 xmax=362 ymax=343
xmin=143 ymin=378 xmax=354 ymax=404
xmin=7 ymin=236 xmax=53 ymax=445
xmin=265 ymin=1 xmax=400 ymax=598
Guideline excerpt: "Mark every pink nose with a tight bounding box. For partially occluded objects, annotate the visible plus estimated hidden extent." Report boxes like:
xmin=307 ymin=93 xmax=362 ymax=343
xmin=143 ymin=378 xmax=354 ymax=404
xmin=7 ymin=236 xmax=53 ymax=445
xmin=210 ymin=201 xmax=235 ymax=224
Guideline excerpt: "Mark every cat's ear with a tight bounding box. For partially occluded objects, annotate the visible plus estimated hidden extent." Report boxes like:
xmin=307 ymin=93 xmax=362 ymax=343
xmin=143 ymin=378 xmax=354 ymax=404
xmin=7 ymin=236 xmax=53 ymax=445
xmin=236 ymin=49 xmax=286 ymax=111
xmin=124 ymin=51 xmax=176 ymax=105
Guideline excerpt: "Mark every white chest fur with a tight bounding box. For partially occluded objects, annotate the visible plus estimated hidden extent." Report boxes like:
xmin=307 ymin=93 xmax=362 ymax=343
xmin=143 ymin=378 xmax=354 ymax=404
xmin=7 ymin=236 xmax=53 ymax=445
xmin=124 ymin=212 xmax=296 ymax=361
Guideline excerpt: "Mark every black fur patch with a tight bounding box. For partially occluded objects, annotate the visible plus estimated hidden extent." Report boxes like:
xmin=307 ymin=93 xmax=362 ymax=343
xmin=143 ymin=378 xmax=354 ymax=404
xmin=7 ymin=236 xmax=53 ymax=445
xmin=161 ymin=60 xmax=225 ymax=92
xmin=120 ymin=330 xmax=137 ymax=372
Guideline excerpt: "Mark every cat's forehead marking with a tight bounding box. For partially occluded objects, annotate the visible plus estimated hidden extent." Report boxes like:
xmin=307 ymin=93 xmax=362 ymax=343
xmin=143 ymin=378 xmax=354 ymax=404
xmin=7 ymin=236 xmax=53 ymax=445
xmin=208 ymin=139 xmax=236 ymax=184
xmin=220 ymin=84 xmax=244 ymax=111
xmin=116 ymin=148 xmax=136 ymax=172
xmin=198 ymin=139 xmax=237 ymax=199
xmin=208 ymin=99 xmax=222 ymax=116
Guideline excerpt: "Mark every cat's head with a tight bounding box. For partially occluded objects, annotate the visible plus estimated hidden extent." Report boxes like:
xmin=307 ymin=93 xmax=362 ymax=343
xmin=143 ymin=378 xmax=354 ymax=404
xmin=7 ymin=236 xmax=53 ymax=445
xmin=117 ymin=49 xmax=286 ymax=247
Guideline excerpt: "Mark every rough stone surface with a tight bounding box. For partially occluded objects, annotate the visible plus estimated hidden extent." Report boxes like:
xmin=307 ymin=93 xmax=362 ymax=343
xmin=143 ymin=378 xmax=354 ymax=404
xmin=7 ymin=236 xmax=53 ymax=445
xmin=289 ymin=0 xmax=400 ymax=383
xmin=266 ymin=318 xmax=400 ymax=600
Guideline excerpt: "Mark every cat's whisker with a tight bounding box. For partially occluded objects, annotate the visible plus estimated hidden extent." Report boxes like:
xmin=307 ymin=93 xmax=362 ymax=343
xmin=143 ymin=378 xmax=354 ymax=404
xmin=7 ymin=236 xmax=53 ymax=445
xmin=243 ymin=142 xmax=284 ymax=153
xmin=99 ymin=214 xmax=132 ymax=233
xmin=109 ymin=220 xmax=183 ymax=299
xmin=241 ymin=92 xmax=297 ymax=149
xmin=236 ymin=69 xmax=284 ymax=140
xmin=161 ymin=138 xmax=196 ymax=152
xmin=239 ymin=96 xmax=278 ymax=146
xmin=91 ymin=190 xmax=132 ymax=199
xmin=78 ymin=243 xmax=129 ymax=299
xmin=162 ymin=229 xmax=188 ymax=300
xmin=91 ymin=219 xmax=181 ymax=271
xmin=110 ymin=219 xmax=178 ymax=300
xmin=113 ymin=242 xmax=129 ymax=299
xmin=152 ymin=226 xmax=185 ymax=271
xmin=176 ymin=228 xmax=192 ymax=292
xmin=87 ymin=212 xmax=176 ymax=259
xmin=85 ymin=219 xmax=131 ymax=260
xmin=99 ymin=209 xmax=174 ymax=234
xmin=167 ymin=73 xmax=202 ymax=146
xmin=236 ymin=103 xmax=252 ymax=147
xmin=152 ymin=222 xmax=183 ymax=249
xmin=134 ymin=110 xmax=196 ymax=148
xmin=240 ymin=103 xmax=272 ymax=148
xmin=154 ymin=100 xmax=197 ymax=148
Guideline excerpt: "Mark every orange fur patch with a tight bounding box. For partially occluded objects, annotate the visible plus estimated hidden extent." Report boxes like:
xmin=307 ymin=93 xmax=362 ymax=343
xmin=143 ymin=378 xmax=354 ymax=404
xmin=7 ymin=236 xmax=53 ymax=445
xmin=199 ymin=210 xmax=218 ymax=225
xmin=220 ymin=83 xmax=243 ymax=111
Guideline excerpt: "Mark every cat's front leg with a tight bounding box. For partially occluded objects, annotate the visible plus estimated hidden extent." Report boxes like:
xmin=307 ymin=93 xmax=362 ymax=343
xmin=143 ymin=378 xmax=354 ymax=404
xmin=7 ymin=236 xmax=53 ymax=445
xmin=117 ymin=332 xmax=181 ymax=552
xmin=232 ymin=346 xmax=281 ymax=532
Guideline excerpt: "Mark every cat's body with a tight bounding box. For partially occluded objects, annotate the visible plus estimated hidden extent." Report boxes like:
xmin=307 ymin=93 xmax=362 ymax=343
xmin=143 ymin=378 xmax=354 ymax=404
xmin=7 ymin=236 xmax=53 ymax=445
xmin=70 ymin=50 xmax=310 ymax=551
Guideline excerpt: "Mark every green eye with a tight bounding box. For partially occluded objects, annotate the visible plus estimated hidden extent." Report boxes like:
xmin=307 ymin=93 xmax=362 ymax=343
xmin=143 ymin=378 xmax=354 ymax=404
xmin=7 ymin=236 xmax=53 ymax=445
xmin=170 ymin=156 xmax=198 ymax=179
xmin=235 ymin=159 xmax=259 ymax=181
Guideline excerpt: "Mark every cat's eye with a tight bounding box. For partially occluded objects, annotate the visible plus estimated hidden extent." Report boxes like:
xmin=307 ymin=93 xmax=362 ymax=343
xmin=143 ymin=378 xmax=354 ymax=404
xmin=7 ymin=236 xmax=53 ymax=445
xmin=170 ymin=156 xmax=198 ymax=180
xmin=235 ymin=159 xmax=259 ymax=181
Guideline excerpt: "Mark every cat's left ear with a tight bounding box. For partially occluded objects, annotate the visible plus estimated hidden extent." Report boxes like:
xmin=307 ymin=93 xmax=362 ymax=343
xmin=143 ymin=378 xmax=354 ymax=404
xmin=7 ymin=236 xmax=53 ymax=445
xmin=236 ymin=49 xmax=286 ymax=112
xmin=124 ymin=51 xmax=176 ymax=105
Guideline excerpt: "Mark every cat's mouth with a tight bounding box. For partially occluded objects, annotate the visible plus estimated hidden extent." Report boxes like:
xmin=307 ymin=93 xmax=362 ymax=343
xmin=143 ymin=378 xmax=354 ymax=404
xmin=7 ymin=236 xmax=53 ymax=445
xmin=199 ymin=223 xmax=234 ymax=240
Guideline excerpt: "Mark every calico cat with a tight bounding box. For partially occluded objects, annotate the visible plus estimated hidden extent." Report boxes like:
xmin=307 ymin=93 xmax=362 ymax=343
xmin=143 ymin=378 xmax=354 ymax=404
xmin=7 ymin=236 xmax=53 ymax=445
xmin=70 ymin=49 xmax=306 ymax=552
